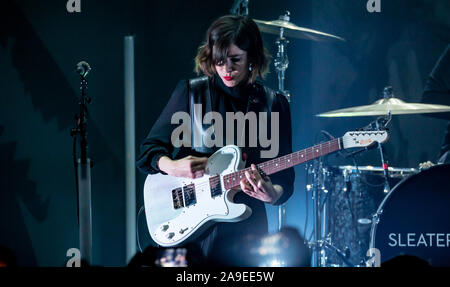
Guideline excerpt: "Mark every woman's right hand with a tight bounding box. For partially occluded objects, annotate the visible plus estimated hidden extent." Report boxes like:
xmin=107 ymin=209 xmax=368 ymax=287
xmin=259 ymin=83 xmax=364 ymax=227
xmin=158 ymin=155 xmax=208 ymax=179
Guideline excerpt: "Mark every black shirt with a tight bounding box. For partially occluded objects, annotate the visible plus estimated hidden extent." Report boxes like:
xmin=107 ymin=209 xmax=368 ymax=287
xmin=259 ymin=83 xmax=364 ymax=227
xmin=136 ymin=75 xmax=295 ymax=258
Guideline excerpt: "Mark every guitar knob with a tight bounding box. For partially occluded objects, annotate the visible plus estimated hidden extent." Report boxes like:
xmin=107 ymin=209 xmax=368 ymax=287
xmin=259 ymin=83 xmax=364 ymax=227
xmin=166 ymin=232 xmax=175 ymax=240
xmin=160 ymin=224 xmax=169 ymax=232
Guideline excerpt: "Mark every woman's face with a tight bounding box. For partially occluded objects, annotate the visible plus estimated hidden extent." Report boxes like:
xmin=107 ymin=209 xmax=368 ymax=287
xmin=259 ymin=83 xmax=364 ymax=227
xmin=214 ymin=44 xmax=249 ymax=88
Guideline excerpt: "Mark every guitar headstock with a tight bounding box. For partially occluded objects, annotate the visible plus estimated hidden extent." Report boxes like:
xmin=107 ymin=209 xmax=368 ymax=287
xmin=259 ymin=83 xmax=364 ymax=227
xmin=342 ymin=130 xmax=389 ymax=149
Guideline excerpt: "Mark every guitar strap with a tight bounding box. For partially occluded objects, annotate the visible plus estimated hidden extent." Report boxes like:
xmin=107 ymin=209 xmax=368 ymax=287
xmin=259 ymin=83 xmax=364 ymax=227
xmin=262 ymin=86 xmax=275 ymax=141
xmin=189 ymin=76 xmax=214 ymax=154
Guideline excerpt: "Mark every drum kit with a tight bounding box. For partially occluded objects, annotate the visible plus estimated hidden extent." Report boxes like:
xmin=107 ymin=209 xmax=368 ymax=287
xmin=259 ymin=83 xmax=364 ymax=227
xmin=234 ymin=2 xmax=450 ymax=267
xmin=314 ymin=88 xmax=450 ymax=267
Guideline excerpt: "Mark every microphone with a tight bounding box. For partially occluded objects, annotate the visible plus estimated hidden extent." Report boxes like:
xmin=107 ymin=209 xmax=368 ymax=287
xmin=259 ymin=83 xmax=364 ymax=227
xmin=76 ymin=61 xmax=91 ymax=78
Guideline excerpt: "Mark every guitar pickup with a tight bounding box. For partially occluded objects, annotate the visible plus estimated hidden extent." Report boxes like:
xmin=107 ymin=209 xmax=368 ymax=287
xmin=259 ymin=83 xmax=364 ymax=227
xmin=172 ymin=187 xmax=184 ymax=209
xmin=183 ymin=184 xmax=197 ymax=207
xmin=209 ymin=175 xmax=222 ymax=198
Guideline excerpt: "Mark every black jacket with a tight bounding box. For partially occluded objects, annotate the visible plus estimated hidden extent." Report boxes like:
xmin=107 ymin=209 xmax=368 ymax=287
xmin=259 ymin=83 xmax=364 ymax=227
xmin=136 ymin=75 xmax=295 ymax=258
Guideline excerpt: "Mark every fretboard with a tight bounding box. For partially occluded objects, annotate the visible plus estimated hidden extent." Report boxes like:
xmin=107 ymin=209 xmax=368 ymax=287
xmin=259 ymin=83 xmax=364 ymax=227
xmin=222 ymin=138 xmax=342 ymax=190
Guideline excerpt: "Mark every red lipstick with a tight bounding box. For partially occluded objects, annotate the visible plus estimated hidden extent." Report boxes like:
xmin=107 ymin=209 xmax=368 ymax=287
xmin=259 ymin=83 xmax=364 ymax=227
xmin=223 ymin=76 xmax=233 ymax=81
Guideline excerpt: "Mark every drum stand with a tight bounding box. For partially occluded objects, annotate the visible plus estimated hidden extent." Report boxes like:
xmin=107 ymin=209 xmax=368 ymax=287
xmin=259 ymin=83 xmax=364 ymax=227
xmin=367 ymin=112 xmax=392 ymax=267
xmin=229 ymin=1 xmax=290 ymax=232
xmin=272 ymin=11 xmax=293 ymax=231
xmin=307 ymin=159 xmax=354 ymax=267
xmin=273 ymin=11 xmax=291 ymax=103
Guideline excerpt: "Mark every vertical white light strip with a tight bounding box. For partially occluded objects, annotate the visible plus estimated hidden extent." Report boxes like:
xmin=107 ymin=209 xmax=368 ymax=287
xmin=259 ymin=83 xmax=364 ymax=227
xmin=278 ymin=203 xmax=286 ymax=231
xmin=124 ymin=35 xmax=136 ymax=264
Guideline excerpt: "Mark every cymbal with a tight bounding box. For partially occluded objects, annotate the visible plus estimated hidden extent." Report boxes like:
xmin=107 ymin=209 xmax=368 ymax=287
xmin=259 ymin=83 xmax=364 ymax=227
xmin=253 ymin=18 xmax=345 ymax=42
xmin=317 ymin=97 xmax=450 ymax=117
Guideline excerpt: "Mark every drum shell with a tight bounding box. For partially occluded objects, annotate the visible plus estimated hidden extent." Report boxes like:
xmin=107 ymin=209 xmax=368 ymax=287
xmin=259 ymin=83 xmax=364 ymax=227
xmin=325 ymin=166 xmax=412 ymax=266
xmin=371 ymin=164 xmax=450 ymax=266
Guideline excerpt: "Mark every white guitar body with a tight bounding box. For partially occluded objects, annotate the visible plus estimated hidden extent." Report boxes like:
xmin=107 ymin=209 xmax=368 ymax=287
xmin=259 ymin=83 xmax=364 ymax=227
xmin=143 ymin=145 xmax=251 ymax=247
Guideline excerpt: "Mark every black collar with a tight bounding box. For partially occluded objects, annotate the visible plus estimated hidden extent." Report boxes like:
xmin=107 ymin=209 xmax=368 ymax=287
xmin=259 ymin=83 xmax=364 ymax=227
xmin=214 ymin=74 xmax=252 ymax=101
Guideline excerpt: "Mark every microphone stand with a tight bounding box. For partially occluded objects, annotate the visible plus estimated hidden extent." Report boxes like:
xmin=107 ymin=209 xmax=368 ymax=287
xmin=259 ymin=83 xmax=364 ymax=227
xmin=71 ymin=65 xmax=93 ymax=265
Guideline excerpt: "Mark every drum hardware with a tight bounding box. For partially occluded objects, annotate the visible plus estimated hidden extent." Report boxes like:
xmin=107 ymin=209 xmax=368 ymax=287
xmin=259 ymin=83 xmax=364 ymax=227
xmin=312 ymin=90 xmax=434 ymax=266
xmin=252 ymin=9 xmax=345 ymax=232
xmin=274 ymin=12 xmax=289 ymax=229
xmin=306 ymin=114 xmax=393 ymax=267
xmin=306 ymin=236 xmax=353 ymax=267
xmin=371 ymin=88 xmax=394 ymax=194
xmin=366 ymin=209 xmax=383 ymax=267
xmin=253 ymin=11 xmax=345 ymax=103
xmin=316 ymin=86 xmax=450 ymax=117
xmin=304 ymin=145 xmax=332 ymax=266
xmin=357 ymin=218 xmax=372 ymax=225
xmin=315 ymin=87 xmax=409 ymax=266
xmin=374 ymin=112 xmax=392 ymax=194
xmin=340 ymin=166 xmax=419 ymax=178
xmin=250 ymin=9 xmax=345 ymax=234
xmin=273 ymin=11 xmax=291 ymax=103
xmin=342 ymin=113 xmax=391 ymax=194
xmin=255 ymin=10 xmax=293 ymax=104
xmin=306 ymin=144 xmax=363 ymax=267
xmin=307 ymin=157 xmax=325 ymax=266
xmin=253 ymin=15 xmax=345 ymax=42
xmin=265 ymin=10 xmax=291 ymax=232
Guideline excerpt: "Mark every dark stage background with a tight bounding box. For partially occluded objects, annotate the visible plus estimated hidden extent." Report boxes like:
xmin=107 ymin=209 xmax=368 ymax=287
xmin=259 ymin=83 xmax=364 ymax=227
xmin=0 ymin=0 xmax=449 ymax=266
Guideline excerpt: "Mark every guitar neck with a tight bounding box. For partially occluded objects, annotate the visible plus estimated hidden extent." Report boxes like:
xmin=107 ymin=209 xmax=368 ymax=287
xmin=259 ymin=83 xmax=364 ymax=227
xmin=223 ymin=138 xmax=342 ymax=190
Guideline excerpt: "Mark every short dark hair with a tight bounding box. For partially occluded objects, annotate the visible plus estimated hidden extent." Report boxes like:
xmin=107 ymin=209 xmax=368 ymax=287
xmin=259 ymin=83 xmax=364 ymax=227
xmin=195 ymin=15 xmax=271 ymax=83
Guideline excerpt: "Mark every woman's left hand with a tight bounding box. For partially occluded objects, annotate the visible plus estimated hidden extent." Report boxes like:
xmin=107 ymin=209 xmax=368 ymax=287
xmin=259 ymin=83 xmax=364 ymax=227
xmin=240 ymin=164 xmax=283 ymax=205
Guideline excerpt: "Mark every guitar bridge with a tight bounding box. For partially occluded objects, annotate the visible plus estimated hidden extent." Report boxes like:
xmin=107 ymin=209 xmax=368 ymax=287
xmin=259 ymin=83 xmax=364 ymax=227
xmin=172 ymin=187 xmax=184 ymax=209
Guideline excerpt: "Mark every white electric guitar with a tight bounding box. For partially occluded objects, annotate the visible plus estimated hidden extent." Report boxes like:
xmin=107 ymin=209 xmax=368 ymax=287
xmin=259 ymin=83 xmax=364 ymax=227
xmin=143 ymin=130 xmax=389 ymax=247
